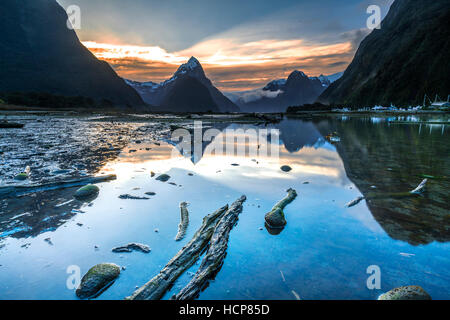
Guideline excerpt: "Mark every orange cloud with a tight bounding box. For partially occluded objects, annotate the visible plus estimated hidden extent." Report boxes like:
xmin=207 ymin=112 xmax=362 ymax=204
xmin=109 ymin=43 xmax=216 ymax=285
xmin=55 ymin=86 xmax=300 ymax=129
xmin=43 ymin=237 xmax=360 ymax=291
xmin=82 ymin=38 xmax=353 ymax=91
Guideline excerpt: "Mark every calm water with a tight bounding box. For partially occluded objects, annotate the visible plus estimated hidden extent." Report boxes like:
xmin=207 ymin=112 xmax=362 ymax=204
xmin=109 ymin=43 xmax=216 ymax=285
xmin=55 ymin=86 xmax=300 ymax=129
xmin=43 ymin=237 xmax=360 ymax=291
xmin=0 ymin=115 xmax=449 ymax=300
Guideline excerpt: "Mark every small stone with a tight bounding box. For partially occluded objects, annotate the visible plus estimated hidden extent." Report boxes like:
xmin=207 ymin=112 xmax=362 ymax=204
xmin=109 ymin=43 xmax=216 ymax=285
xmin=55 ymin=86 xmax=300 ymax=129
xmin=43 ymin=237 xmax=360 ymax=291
xmin=378 ymin=286 xmax=431 ymax=300
xmin=112 ymin=243 xmax=151 ymax=253
xmin=14 ymin=172 xmax=28 ymax=181
xmin=154 ymin=229 xmax=159 ymax=233
xmin=280 ymin=165 xmax=292 ymax=172
xmin=155 ymin=174 xmax=170 ymax=182
xmin=145 ymin=192 xmax=156 ymax=196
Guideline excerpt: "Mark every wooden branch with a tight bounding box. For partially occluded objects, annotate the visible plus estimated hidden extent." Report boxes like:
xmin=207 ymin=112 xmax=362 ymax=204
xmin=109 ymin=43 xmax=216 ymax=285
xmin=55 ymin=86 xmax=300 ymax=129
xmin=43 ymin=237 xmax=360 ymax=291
xmin=175 ymin=202 xmax=189 ymax=241
xmin=345 ymin=179 xmax=428 ymax=207
xmin=0 ymin=174 xmax=117 ymax=199
xmin=264 ymin=188 xmax=297 ymax=228
xmin=172 ymin=195 xmax=247 ymax=300
xmin=126 ymin=204 xmax=229 ymax=300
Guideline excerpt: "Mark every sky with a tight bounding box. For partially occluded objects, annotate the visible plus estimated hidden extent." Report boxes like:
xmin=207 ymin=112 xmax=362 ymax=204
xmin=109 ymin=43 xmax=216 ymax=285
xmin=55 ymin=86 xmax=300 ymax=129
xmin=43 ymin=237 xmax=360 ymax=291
xmin=57 ymin=0 xmax=394 ymax=91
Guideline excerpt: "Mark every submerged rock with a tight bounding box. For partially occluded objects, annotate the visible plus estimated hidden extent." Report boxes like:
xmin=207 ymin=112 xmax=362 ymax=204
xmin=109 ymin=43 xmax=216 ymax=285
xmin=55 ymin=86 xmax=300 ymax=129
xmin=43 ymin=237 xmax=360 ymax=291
xmin=378 ymin=285 xmax=431 ymax=300
xmin=76 ymin=263 xmax=121 ymax=299
xmin=112 ymin=243 xmax=151 ymax=253
xmin=155 ymin=174 xmax=171 ymax=182
xmin=145 ymin=192 xmax=156 ymax=196
xmin=280 ymin=165 xmax=292 ymax=172
xmin=74 ymin=184 xmax=100 ymax=200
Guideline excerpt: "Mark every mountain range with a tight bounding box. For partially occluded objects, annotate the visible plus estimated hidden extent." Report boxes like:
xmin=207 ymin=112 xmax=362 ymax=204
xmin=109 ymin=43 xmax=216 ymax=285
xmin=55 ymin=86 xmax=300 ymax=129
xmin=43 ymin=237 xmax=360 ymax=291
xmin=319 ymin=0 xmax=450 ymax=107
xmin=126 ymin=57 xmax=240 ymax=112
xmin=225 ymin=72 xmax=343 ymax=112
xmin=0 ymin=0 xmax=144 ymax=108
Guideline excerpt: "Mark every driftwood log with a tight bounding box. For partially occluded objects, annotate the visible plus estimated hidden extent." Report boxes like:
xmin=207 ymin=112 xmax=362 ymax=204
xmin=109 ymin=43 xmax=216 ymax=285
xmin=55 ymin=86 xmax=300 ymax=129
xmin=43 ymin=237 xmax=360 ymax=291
xmin=264 ymin=188 xmax=297 ymax=228
xmin=126 ymin=204 xmax=230 ymax=300
xmin=172 ymin=195 xmax=247 ymax=300
xmin=345 ymin=179 xmax=428 ymax=208
xmin=0 ymin=174 xmax=117 ymax=199
xmin=175 ymin=202 xmax=189 ymax=241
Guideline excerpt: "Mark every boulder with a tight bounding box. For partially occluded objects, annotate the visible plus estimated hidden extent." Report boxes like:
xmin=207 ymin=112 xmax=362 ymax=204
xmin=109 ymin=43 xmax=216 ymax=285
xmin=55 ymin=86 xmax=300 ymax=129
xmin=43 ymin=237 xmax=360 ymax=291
xmin=76 ymin=263 xmax=120 ymax=299
xmin=378 ymin=285 xmax=431 ymax=300
xmin=74 ymin=184 xmax=100 ymax=200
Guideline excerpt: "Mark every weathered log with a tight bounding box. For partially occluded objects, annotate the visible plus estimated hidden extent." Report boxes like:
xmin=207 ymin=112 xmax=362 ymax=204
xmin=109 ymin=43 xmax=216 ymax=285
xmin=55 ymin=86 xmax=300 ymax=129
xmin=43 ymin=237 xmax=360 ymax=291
xmin=264 ymin=188 xmax=297 ymax=228
xmin=175 ymin=202 xmax=189 ymax=241
xmin=173 ymin=195 xmax=247 ymax=300
xmin=345 ymin=196 xmax=365 ymax=208
xmin=410 ymin=179 xmax=427 ymax=194
xmin=0 ymin=174 xmax=117 ymax=199
xmin=126 ymin=204 xmax=229 ymax=300
xmin=345 ymin=179 xmax=428 ymax=207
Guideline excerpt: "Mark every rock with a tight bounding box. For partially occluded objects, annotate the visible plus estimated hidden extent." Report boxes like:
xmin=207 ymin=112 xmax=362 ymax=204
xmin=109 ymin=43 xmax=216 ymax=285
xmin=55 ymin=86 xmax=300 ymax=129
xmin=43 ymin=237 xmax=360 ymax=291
xmin=74 ymin=184 xmax=100 ymax=200
xmin=14 ymin=172 xmax=28 ymax=181
xmin=145 ymin=192 xmax=156 ymax=196
xmin=76 ymin=263 xmax=121 ymax=299
xmin=280 ymin=165 xmax=292 ymax=172
xmin=118 ymin=194 xmax=149 ymax=200
xmin=378 ymin=286 xmax=431 ymax=300
xmin=155 ymin=174 xmax=170 ymax=182
xmin=150 ymin=171 xmax=155 ymax=177
xmin=112 ymin=243 xmax=151 ymax=253
xmin=231 ymin=163 xmax=240 ymax=167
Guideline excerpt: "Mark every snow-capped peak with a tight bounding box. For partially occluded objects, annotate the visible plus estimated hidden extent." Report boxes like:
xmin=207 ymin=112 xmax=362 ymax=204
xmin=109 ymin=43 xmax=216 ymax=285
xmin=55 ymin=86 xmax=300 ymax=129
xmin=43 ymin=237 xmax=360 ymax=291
xmin=175 ymin=56 xmax=203 ymax=75
xmin=289 ymin=70 xmax=307 ymax=78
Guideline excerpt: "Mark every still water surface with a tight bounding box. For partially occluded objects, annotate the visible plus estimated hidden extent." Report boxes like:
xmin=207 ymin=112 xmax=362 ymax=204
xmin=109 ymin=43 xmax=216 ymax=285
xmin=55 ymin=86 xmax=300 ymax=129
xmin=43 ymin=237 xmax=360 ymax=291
xmin=0 ymin=115 xmax=448 ymax=299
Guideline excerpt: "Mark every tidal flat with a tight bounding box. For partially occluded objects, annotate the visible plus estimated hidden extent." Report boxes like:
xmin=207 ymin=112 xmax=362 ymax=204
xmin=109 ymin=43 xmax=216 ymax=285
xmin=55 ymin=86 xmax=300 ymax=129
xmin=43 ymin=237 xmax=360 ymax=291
xmin=0 ymin=111 xmax=449 ymax=300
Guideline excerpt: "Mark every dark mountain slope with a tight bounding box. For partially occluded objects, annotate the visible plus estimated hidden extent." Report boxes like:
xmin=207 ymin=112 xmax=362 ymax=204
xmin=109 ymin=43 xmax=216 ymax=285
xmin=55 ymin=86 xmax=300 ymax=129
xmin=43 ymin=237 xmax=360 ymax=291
xmin=319 ymin=0 xmax=450 ymax=107
xmin=239 ymin=71 xmax=328 ymax=112
xmin=159 ymin=76 xmax=219 ymax=113
xmin=0 ymin=0 xmax=144 ymax=108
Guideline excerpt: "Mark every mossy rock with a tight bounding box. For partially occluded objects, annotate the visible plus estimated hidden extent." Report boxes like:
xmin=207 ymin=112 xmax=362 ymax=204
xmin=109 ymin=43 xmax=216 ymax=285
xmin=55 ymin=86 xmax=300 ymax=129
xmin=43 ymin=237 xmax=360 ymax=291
xmin=265 ymin=207 xmax=286 ymax=228
xmin=76 ymin=263 xmax=121 ymax=299
xmin=74 ymin=184 xmax=100 ymax=200
xmin=378 ymin=285 xmax=431 ymax=300
xmin=155 ymin=174 xmax=171 ymax=182
xmin=280 ymin=165 xmax=292 ymax=172
xmin=14 ymin=172 xmax=28 ymax=181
